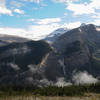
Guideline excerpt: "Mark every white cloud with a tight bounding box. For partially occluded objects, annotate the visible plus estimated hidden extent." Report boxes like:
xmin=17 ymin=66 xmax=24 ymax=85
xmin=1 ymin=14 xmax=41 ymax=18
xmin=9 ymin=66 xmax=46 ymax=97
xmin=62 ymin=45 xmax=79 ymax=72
xmin=72 ymin=71 xmax=98 ymax=85
xmin=0 ymin=7 xmax=12 ymax=16
xmin=90 ymin=12 xmax=100 ymax=25
xmin=92 ymin=19 xmax=100 ymax=25
xmin=53 ymin=0 xmax=100 ymax=16
xmin=0 ymin=27 xmax=27 ymax=37
xmin=67 ymin=3 xmax=95 ymax=15
xmin=0 ymin=20 xmax=82 ymax=40
xmin=67 ymin=0 xmax=100 ymax=15
xmin=14 ymin=9 xmax=24 ymax=14
xmin=62 ymin=21 xmax=81 ymax=29
xmin=0 ymin=23 xmax=60 ymax=40
xmin=27 ymin=23 xmax=60 ymax=39
xmin=36 ymin=18 xmax=62 ymax=25
xmin=92 ymin=13 xmax=100 ymax=19
xmin=0 ymin=0 xmax=12 ymax=16
xmin=90 ymin=0 xmax=100 ymax=9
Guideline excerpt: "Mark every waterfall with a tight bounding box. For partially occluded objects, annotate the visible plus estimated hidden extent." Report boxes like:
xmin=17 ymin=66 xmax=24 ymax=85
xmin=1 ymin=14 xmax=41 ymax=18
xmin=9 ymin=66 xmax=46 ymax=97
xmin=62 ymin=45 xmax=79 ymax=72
xmin=58 ymin=59 xmax=66 ymax=77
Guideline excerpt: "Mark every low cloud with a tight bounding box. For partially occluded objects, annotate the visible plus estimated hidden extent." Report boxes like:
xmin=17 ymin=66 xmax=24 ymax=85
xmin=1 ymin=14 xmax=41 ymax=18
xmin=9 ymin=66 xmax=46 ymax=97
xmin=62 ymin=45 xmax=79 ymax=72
xmin=39 ymin=79 xmax=52 ymax=86
xmin=28 ymin=64 xmax=39 ymax=72
xmin=37 ymin=18 xmax=61 ymax=25
xmin=72 ymin=71 xmax=98 ymax=85
xmin=0 ymin=27 xmax=28 ymax=39
xmin=55 ymin=77 xmax=72 ymax=87
xmin=8 ymin=63 xmax=20 ymax=70
xmin=0 ymin=23 xmax=60 ymax=40
xmin=0 ymin=21 xmax=82 ymax=40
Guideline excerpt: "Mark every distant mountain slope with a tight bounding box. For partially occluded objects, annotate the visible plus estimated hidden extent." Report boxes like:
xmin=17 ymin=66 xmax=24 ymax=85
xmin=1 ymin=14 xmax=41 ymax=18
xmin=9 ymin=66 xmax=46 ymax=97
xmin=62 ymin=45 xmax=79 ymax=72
xmin=0 ymin=39 xmax=52 ymax=86
xmin=0 ymin=34 xmax=29 ymax=42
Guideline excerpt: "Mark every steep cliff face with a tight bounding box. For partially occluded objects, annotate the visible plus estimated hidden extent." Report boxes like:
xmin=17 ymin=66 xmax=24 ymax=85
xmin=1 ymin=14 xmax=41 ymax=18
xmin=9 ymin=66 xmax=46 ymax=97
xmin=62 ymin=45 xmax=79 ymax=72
xmin=44 ymin=24 xmax=100 ymax=83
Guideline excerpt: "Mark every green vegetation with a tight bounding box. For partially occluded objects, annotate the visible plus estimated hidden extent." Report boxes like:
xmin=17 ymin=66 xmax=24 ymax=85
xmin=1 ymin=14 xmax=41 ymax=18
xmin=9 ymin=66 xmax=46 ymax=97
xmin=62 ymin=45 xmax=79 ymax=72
xmin=0 ymin=83 xmax=100 ymax=97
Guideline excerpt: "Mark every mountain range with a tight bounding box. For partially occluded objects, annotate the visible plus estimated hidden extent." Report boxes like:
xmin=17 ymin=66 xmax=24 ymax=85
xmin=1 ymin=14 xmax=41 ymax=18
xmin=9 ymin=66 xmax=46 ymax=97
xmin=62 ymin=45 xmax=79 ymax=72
xmin=0 ymin=24 xmax=99 ymax=86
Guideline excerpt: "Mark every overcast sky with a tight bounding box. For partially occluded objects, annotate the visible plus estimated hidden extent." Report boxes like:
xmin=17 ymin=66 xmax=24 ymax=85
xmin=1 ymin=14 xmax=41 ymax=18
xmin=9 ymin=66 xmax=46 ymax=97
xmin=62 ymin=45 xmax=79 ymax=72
xmin=0 ymin=0 xmax=100 ymax=40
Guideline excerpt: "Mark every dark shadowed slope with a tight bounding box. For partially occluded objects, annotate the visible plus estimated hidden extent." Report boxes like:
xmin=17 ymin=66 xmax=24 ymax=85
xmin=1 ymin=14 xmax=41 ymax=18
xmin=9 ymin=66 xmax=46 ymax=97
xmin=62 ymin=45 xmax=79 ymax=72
xmin=0 ymin=38 xmax=52 ymax=86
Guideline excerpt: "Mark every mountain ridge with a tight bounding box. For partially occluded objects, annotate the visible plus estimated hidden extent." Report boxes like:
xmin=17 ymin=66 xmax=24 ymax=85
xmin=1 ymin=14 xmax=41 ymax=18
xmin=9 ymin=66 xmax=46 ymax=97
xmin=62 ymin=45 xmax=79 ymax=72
xmin=0 ymin=24 xmax=99 ymax=86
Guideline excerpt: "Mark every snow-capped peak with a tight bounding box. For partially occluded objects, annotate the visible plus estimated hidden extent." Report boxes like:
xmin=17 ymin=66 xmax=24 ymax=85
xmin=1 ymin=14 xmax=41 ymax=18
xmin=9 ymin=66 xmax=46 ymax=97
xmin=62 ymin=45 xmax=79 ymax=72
xmin=44 ymin=28 xmax=69 ymax=43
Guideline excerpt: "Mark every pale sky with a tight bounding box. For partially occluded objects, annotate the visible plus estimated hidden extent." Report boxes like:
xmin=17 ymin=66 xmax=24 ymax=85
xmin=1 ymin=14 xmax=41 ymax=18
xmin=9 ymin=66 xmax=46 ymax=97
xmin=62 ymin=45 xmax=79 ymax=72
xmin=0 ymin=0 xmax=100 ymax=40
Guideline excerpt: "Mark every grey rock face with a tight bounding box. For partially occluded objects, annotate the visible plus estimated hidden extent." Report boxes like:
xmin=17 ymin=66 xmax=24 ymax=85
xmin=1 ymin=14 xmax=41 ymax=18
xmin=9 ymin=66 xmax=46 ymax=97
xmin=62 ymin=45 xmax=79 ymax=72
xmin=43 ymin=24 xmax=100 ymax=83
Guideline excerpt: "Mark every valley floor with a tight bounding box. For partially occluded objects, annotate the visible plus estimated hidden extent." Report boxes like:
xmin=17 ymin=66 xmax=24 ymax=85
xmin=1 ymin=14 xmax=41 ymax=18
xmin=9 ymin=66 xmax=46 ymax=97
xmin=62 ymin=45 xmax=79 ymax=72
xmin=0 ymin=93 xmax=100 ymax=100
